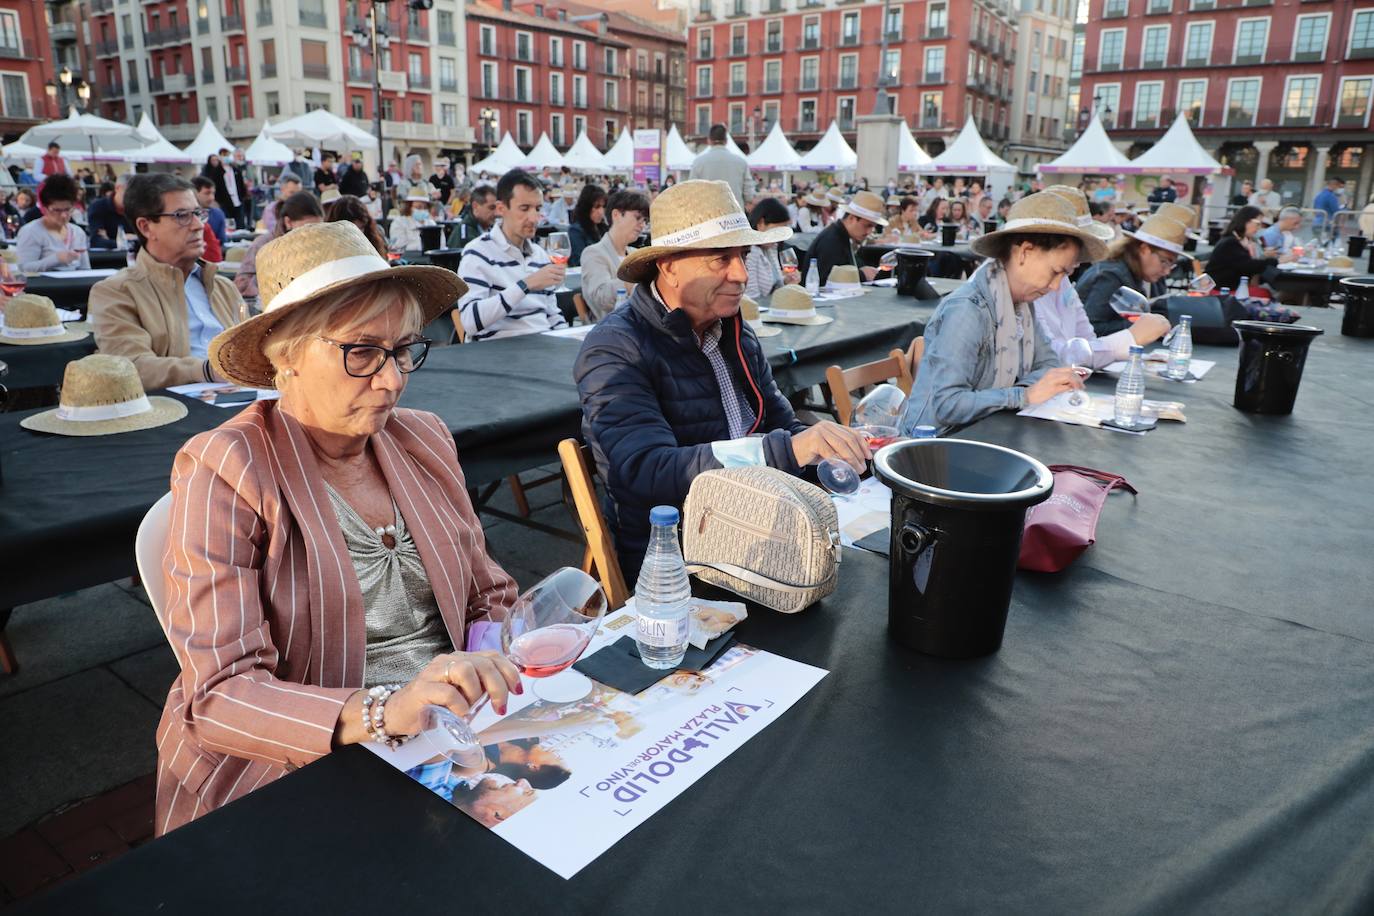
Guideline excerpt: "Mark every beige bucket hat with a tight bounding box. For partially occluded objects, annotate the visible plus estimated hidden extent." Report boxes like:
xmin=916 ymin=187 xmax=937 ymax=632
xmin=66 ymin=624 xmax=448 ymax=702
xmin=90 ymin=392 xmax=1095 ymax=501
xmin=1123 ymin=213 xmax=1190 ymax=255
xmin=827 ymin=264 xmax=863 ymax=291
xmin=1043 ymin=185 xmax=1115 ymax=242
xmin=740 ymin=295 xmax=780 ymax=337
xmin=762 ymin=285 xmax=832 ymax=326
xmin=969 ymin=192 xmax=1109 ymax=262
xmin=209 ymin=221 xmax=465 ymax=389
xmin=20 ymin=354 xmax=187 ymax=436
xmin=617 ymin=180 xmax=792 ymax=284
xmin=0 ymin=294 xmax=90 ymax=345
xmin=840 ymin=190 xmax=889 ymax=227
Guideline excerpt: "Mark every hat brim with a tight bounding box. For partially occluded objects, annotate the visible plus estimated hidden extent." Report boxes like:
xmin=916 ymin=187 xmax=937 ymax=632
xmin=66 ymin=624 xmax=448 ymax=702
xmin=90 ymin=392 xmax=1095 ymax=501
xmin=0 ymin=325 xmax=91 ymax=346
xmin=761 ymin=312 xmax=833 ymax=326
xmin=210 ymin=265 xmax=466 ymax=389
xmin=1083 ymin=221 xmax=1117 ymax=242
xmin=746 ymin=320 xmax=782 ymax=338
xmin=841 ymin=206 xmax=889 ymax=228
xmin=618 ymin=226 xmax=793 ymax=283
xmin=969 ymin=219 xmax=1108 ymax=262
xmin=1121 ymin=230 xmax=1185 ymax=255
xmin=20 ymin=395 xmax=188 ymax=437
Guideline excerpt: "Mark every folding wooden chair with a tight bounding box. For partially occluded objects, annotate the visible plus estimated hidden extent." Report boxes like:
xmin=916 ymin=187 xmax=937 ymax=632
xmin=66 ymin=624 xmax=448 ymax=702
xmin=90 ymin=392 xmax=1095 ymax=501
xmin=825 ymin=342 xmax=919 ymax=426
xmin=557 ymin=438 xmax=629 ymax=610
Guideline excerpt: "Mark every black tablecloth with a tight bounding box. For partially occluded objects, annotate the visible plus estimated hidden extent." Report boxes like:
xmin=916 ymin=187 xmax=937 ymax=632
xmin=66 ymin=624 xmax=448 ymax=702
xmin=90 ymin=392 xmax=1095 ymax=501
xmin=88 ymin=249 xmax=127 ymax=270
xmin=22 ymin=546 xmax=1374 ymax=913
xmin=0 ymin=333 xmax=96 ymax=391
xmin=22 ymin=273 xmax=108 ymax=315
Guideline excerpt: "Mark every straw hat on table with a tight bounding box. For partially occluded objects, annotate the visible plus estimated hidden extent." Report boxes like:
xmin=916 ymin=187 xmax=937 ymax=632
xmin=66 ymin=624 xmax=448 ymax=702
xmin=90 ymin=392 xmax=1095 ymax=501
xmin=1043 ymin=185 xmax=1115 ymax=242
xmin=827 ymin=264 xmax=863 ymax=291
xmin=20 ymin=354 xmax=187 ymax=436
xmin=740 ymin=295 xmax=780 ymax=337
xmin=617 ymin=180 xmax=792 ymax=284
xmin=0 ymin=294 xmax=90 ymax=345
xmin=762 ymin=285 xmax=832 ymax=326
xmin=840 ymin=190 xmax=889 ymax=228
xmin=209 ymin=221 xmax=465 ymax=389
xmin=969 ymin=192 xmax=1109 ymax=262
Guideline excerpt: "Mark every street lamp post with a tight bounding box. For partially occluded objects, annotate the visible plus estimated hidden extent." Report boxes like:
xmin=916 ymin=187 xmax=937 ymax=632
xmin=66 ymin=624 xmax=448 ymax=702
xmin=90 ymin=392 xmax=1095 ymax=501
xmin=58 ymin=66 xmax=73 ymax=112
xmin=480 ymin=107 xmax=495 ymax=152
xmin=353 ymin=2 xmax=391 ymax=169
xmin=873 ymin=0 xmax=894 ymax=114
xmin=748 ymin=104 xmax=761 ymax=153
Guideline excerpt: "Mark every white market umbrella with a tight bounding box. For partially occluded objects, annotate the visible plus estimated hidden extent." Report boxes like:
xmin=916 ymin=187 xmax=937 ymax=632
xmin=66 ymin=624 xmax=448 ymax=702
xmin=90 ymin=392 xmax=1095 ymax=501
xmin=665 ymin=125 xmax=696 ymax=172
xmin=523 ymin=132 xmax=565 ymax=171
xmin=182 ymin=118 xmax=237 ymax=165
xmin=797 ymin=121 xmax=858 ymax=172
xmin=1124 ymin=115 xmax=1223 ymax=175
xmin=746 ymin=121 xmax=802 ymax=172
xmin=561 ymin=130 xmax=609 ymax=174
xmin=122 ymin=113 xmax=192 ymax=164
xmin=603 ymin=127 xmax=634 ymax=172
xmin=1038 ymin=116 xmax=1131 ymax=174
xmin=470 ymin=132 xmax=527 ymax=176
xmin=2 ymin=139 xmax=50 ymax=163
xmin=263 ymin=108 xmax=377 ymax=152
xmin=927 ymin=116 xmax=1016 ymax=174
xmin=898 ymin=121 xmax=933 ymax=172
xmin=244 ymin=122 xmax=294 ymax=166
xmin=20 ymin=108 xmax=144 ymax=161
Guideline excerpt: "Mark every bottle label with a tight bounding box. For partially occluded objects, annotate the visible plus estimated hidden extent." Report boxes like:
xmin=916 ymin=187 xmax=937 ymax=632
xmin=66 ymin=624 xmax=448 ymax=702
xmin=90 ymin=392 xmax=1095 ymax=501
xmin=636 ymin=612 xmax=688 ymax=649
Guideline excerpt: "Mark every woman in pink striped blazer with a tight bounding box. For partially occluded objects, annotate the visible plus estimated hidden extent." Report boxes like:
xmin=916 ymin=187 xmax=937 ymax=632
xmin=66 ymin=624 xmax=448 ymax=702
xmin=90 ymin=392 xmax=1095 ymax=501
xmin=156 ymin=222 xmax=524 ymax=835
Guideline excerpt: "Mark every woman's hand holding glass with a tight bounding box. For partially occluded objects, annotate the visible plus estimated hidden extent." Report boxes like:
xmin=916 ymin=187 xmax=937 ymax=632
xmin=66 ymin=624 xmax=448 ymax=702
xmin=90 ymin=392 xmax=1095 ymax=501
xmin=1062 ymin=338 xmax=1094 ymax=409
xmin=1025 ymin=366 xmax=1083 ymax=406
xmin=382 ymin=651 xmax=524 ymax=736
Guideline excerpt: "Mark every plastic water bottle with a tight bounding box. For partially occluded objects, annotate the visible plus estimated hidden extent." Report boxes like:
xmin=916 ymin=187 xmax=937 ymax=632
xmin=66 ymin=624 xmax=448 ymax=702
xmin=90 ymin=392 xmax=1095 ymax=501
xmin=1235 ymin=275 xmax=1250 ymax=300
xmin=634 ymin=506 xmax=691 ymax=669
xmin=117 ymin=226 xmax=136 ymax=267
xmin=1165 ymin=315 xmax=1193 ymax=381
xmin=804 ymin=261 xmax=820 ymax=296
xmin=614 ymin=286 xmax=629 ymax=313
xmin=1114 ymin=346 xmax=1146 ymax=427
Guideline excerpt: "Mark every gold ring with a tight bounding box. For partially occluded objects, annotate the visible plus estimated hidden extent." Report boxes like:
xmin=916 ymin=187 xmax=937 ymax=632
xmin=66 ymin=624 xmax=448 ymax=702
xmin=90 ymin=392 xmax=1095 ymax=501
xmin=444 ymin=661 xmax=454 ymax=683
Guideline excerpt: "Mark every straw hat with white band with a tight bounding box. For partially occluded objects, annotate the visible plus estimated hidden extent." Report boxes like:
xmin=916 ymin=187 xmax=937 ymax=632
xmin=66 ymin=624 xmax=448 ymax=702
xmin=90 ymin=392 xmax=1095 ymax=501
xmin=840 ymin=190 xmax=889 ymax=228
xmin=803 ymin=191 xmax=829 ymax=208
xmin=617 ymin=180 xmax=792 ymax=284
xmin=405 ymin=189 xmax=433 ymax=204
xmin=209 ymin=221 xmax=465 ymax=389
xmin=0 ymin=294 xmax=90 ymax=346
xmin=762 ymin=285 xmax=832 ymax=326
xmin=740 ymin=295 xmax=780 ymax=337
xmin=319 ymin=188 xmax=341 ymax=204
xmin=1122 ymin=213 xmax=1190 ymax=256
xmin=1043 ymin=185 xmax=1115 ymax=242
xmin=1155 ymin=202 xmax=1200 ymax=239
xmin=827 ymin=264 xmax=863 ymax=292
xmin=969 ymin=192 xmax=1108 ymax=262
xmin=825 ymin=189 xmax=846 ymax=207
xmin=21 ymin=354 xmax=187 ymax=436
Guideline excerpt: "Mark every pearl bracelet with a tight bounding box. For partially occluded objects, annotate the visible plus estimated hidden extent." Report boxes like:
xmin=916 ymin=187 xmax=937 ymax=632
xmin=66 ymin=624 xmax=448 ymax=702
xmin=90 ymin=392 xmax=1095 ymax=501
xmin=361 ymin=683 xmax=407 ymax=749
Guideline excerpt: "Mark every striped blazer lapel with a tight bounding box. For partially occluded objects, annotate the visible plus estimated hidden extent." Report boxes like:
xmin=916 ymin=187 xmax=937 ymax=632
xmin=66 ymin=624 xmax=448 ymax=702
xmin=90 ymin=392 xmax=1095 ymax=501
xmin=265 ymin=408 xmax=367 ymax=688
xmin=373 ymin=418 xmax=471 ymax=646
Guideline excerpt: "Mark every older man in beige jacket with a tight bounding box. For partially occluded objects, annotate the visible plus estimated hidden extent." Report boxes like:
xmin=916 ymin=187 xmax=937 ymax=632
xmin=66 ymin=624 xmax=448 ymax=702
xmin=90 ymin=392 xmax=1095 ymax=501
xmin=688 ymin=123 xmax=756 ymax=209
xmin=91 ymin=174 xmax=244 ymax=390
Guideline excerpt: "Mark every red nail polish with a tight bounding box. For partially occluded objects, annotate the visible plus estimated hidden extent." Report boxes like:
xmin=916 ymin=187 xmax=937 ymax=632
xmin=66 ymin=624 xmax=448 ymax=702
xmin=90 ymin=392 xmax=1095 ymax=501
xmin=515 ymin=683 xmax=524 ymax=695
xmin=498 ymin=704 xmax=507 ymax=716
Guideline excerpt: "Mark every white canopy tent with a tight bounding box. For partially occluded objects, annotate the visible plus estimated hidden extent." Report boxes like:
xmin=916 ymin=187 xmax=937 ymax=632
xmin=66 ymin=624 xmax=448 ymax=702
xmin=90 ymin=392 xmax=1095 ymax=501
xmin=121 ymin=113 xmax=193 ymax=164
xmin=602 ymin=127 xmax=634 ymax=172
xmin=898 ymin=121 xmax=933 ymax=172
xmin=2 ymin=139 xmax=51 ymax=163
xmin=1037 ymin=116 xmax=1131 ymax=174
xmin=182 ymin=118 xmax=237 ymax=164
xmin=796 ymin=121 xmax=858 ymax=172
xmin=561 ymin=130 xmax=609 ymax=173
xmin=1124 ymin=115 xmax=1223 ymax=175
xmin=746 ymin=121 xmax=802 ymax=172
xmin=470 ymin=133 xmax=527 ymax=175
xmin=523 ymin=132 xmax=565 ymax=171
xmin=263 ymin=109 xmax=378 ymax=153
xmin=927 ymin=117 xmax=1016 ymax=175
xmin=665 ymin=125 xmax=696 ymax=172
xmin=244 ymin=122 xmax=295 ymax=166
xmin=20 ymin=109 xmax=144 ymax=161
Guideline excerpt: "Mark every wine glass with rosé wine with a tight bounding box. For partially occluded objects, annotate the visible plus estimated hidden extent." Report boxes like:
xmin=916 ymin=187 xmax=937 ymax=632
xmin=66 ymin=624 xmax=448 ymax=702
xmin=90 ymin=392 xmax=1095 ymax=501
xmin=545 ymin=231 xmax=573 ymax=293
xmin=417 ymin=568 xmax=608 ymax=767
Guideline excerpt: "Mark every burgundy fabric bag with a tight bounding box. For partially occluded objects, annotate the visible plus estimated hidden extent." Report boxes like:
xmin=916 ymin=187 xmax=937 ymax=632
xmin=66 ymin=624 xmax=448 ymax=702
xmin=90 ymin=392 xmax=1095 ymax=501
xmin=1018 ymin=465 xmax=1137 ymax=573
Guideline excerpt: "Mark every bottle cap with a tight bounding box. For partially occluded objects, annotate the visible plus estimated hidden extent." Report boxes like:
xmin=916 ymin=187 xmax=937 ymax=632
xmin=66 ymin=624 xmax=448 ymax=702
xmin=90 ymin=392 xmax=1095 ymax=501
xmin=1180 ymin=314 xmax=1192 ymax=320
xmin=911 ymin=425 xmax=938 ymax=439
xmin=1130 ymin=345 xmax=1145 ymax=354
xmin=649 ymin=505 xmax=679 ymax=526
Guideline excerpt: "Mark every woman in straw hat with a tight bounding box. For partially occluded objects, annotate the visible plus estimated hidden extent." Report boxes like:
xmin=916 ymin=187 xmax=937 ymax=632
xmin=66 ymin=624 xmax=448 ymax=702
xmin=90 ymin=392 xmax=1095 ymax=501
xmin=388 ymin=191 xmax=438 ymax=252
xmin=1204 ymin=205 xmax=1280 ymax=293
xmin=898 ymin=192 xmax=1103 ymax=435
xmin=1031 ymin=186 xmax=1172 ymax=369
xmin=575 ymin=180 xmax=869 ymax=581
xmin=154 ymin=221 xmax=524 ymax=835
xmin=1075 ymin=208 xmax=1190 ymax=338
xmin=233 ymin=192 xmax=325 ymax=301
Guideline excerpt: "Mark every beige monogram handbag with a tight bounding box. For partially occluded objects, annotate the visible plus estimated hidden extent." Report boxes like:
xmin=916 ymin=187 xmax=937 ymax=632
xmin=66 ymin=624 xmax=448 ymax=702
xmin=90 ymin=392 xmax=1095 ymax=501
xmin=681 ymin=467 xmax=840 ymax=614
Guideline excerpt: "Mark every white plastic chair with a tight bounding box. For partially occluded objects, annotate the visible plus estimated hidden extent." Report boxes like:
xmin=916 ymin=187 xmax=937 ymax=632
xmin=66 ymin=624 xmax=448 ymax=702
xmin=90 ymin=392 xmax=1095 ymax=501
xmin=135 ymin=492 xmax=175 ymax=632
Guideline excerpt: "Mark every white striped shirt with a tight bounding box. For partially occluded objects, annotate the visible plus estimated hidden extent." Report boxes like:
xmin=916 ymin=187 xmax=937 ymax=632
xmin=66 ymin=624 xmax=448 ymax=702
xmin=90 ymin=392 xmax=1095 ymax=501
xmin=456 ymin=222 xmax=568 ymax=341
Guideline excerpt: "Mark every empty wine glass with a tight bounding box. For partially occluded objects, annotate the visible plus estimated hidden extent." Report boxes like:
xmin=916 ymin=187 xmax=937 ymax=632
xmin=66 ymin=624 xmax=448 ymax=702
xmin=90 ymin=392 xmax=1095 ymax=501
xmin=1063 ymin=337 xmax=1094 ymax=409
xmin=545 ymin=231 xmax=572 ymax=293
xmin=778 ymin=247 xmax=800 ymax=284
xmin=817 ymin=457 xmax=862 ymax=498
xmin=1189 ymin=272 xmax=1216 ymax=294
xmin=418 ymin=567 xmax=608 ymax=768
xmin=1108 ymin=286 xmax=1151 ymax=316
xmin=851 ymin=383 xmax=907 ymax=428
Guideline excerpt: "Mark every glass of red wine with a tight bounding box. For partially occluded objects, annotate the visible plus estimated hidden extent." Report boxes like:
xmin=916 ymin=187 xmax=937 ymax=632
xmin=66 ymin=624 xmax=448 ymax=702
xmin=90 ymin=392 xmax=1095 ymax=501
xmin=418 ymin=567 xmax=608 ymax=767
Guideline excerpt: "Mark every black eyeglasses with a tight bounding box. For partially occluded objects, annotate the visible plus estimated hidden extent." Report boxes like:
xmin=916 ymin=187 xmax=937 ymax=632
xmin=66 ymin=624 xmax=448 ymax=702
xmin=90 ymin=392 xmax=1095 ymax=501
xmin=150 ymin=208 xmax=208 ymax=227
xmin=317 ymin=336 xmax=431 ymax=378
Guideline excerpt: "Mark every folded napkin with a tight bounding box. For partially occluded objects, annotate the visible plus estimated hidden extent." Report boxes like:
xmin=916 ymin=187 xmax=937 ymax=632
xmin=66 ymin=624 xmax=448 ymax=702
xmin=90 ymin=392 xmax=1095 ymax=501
xmin=573 ymin=632 xmax=737 ymax=695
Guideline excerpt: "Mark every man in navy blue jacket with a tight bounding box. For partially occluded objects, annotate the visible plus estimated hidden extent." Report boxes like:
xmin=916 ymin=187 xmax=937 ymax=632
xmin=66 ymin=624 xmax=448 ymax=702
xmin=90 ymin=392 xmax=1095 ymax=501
xmin=575 ymin=180 xmax=869 ymax=581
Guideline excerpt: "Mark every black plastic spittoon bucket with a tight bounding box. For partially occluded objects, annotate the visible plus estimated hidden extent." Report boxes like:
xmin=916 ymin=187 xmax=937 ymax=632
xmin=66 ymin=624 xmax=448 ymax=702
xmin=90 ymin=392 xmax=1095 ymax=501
xmin=894 ymin=249 xmax=934 ymax=298
xmin=1339 ymin=276 xmax=1374 ymax=338
xmin=1232 ymin=320 xmax=1324 ymax=415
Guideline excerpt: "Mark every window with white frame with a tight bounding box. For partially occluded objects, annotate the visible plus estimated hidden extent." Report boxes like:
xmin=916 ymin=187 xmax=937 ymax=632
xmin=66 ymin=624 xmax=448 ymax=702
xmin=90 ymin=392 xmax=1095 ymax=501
xmin=838 ymin=95 xmax=855 ymax=127
xmin=696 ymin=64 xmax=712 ymax=96
xmin=920 ymin=91 xmax=941 ymax=128
xmin=515 ymin=31 xmax=533 ymax=62
xmin=695 ymin=103 xmax=711 ymax=135
xmin=1177 ymin=79 xmax=1206 ymax=124
xmin=1099 ymin=29 xmax=1125 ymax=69
xmin=603 ymin=79 xmax=617 ymax=109
xmin=1337 ymin=77 xmax=1372 ymax=127
xmin=730 ymin=23 xmax=746 ymax=55
xmin=573 ymin=74 xmax=586 ymax=106
xmin=514 ymin=66 xmax=531 ymax=102
xmin=439 ymin=57 xmax=456 ymax=91
xmin=799 ymin=97 xmax=816 ymax=130
xmin=1141 ymin=25 xmax=1168 ymax=67
xmin=1225 ymin=77 xmax=1260 ymax=126
xmin=441 ymin=103 xmax=458 ymax=127
xmin=573 ymin=40 xmax=585 ymax=69
xmin=573 ymin=114 xmax=585 ymax=137
xmin=480 ymin=61 xmax=497 ymax=98
xmin=800 ymin=56 xmax=819 ymax=91
xmin=1283 ymin=75 xmax=1319 ymax=124
xmin=838 ymin=53 xmax=858 ymax=90
xmin=927 ymin=4 xmax=946 ymax=34
xmin=765 ymin=19 xmax=782 ymax=53
xmin=550 ymin=113 xmax=564 ymax=145
xmin=924 ymin=46 xmax=945 ymax=80
xmin=728 ymin=102 xmax=744 ymax=133
xmin=1184 ymin=21 xmax=1212 ymax=64
xmin=550 ymin=37 xmax=563 ymax=67
xmin=882 ymin=49 xmax=900 ymax=85
xmin=0 ymin=73 xmax=28 ymax=118
xmin=729 ymin=61 xmax=745 ymax=93
xmin=1234 ymin=18 xmax=1268 ymax=64
xmin=1293 ymin=14 xmax=1329 ymax=60
xmin=1095 ymin=83 xmax=1120 ymax=125
xmin=764 ymin=59 xmax=781 ymax=93
xmin=550 ymin=71 xmax=563 ymax=105
xmin=516 ymin=110 xmax=532 ymax=145
xmin=1134 ymin=81 xmax=1162 ymax=125
xmin=479 ymin=24 xmax=495 ymax=56
xmin=802 ymin=15 xmax=819 ymax=48
xmin=1350 ymin=10 xmax=1374 ymax=57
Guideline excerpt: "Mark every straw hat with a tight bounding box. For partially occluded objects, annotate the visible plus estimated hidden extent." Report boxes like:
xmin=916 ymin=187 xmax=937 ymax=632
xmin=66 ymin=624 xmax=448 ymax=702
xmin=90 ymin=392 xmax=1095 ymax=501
xmin=1155 ymin=202 xmax=1200 ymax=238
xmin=20 ymin=355 xmax=187 ymax=436
xmin=761 ymin=286 xmax=832 ymax=326
xmin=319 ymin=188 xmax=341 ymax=204
xmin=1043 ymin=185 xmax=1114 ymax=242
xmin=0 ymin=294 xmax=89 ymax=345
xmin=617 ymin=180 xmax=792 ymax=284
xmin=740 ymin=295 xmax=779 ymax=337
xmin=1123 ymin=213 xmax=1190 ymax=255
xmin=969 ymin=192 xmax=1108 ymax=262
xmin=840 ymin=190 xmax=888 ymax=227
xmin=434 ymin=157 xmax=451 ymax=169
xmin=209 ymin=221 xmax=465 ymax=389
xmin=827 ymin=264 xmax=862 ymax=290
xmin=825 ymin=189 xmax=846 ymax=207
xmin=405 ymin=189 xmax=433 ymax=204
xmin=803 ymin=191 xmax=829 ymax=208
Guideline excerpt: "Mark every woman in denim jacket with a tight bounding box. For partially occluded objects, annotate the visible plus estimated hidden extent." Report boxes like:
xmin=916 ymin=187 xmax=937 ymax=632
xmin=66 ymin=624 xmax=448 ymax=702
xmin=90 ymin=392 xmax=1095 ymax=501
xmin=900 ymin=193 xmax=1108 ymax=434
